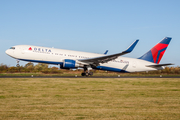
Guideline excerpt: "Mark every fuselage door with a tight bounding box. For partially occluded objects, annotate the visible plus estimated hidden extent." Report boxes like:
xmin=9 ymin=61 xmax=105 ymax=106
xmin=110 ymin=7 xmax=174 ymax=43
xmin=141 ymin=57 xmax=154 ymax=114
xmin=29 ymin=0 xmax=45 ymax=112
xmin=21 ymin=47 xmax=25 ymax=54
xmin=133 ymin=61 xmax=136 ymax=68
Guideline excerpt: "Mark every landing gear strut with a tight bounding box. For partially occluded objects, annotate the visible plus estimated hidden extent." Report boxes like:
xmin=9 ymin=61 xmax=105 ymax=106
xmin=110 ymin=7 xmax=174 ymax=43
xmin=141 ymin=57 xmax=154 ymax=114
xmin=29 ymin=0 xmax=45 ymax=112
xmin=81 ymin=66 xmax=93 ymax=76
xmin=16 ymin=60 xmax=20 ymax=67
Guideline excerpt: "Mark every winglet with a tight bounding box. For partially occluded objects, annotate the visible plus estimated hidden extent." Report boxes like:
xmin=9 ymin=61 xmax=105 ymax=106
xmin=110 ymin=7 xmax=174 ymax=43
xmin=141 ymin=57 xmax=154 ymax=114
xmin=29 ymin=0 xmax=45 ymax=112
xmin=104 ymin=50 xmax=108 ymax=55
xmin=123 ymin=39 xmax=139 ymax=53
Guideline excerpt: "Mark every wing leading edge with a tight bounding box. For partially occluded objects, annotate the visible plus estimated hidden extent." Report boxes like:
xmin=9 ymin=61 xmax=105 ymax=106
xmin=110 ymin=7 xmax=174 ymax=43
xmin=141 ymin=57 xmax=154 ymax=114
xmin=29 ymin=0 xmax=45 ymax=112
xmin=79 ymin=39 xmax=139 ymax=65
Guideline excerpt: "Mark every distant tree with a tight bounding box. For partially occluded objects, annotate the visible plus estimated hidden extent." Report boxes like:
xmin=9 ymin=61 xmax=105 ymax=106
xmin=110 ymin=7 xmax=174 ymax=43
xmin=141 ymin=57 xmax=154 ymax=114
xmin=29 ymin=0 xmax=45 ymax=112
xmin=24 ymin=62 xmax=34 ymax=68
xmin=0 ymin=63 xmax=8 ymax=73
xmin=50 ymin=67 xmax=60 ymax=74
xmin=24 ymin=62 xmax=34 ymax=72
xmin=34 ymin=63 xmax=48 ymax=72
xmin=8 ymin=67 xmax=19 ymax=73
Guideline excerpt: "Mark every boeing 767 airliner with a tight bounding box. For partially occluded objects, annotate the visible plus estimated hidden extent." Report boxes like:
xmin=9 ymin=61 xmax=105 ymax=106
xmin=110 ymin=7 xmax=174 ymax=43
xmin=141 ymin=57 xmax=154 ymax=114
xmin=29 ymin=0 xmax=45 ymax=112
xmin=6 ymin=37 xmax=173 ymax=76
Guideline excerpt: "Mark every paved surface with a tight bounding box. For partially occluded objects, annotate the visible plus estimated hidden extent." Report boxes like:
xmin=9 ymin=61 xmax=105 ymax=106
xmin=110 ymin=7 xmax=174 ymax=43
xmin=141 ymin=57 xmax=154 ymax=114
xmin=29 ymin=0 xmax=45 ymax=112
xmin=0 ymin=76 xmax=180 ymax=78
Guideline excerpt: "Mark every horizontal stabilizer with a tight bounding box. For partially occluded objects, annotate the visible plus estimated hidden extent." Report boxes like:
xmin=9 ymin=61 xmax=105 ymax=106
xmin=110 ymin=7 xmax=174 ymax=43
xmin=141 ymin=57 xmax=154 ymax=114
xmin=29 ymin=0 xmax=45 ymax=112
xmin=146 ymin=63 xmax=174 ymax=68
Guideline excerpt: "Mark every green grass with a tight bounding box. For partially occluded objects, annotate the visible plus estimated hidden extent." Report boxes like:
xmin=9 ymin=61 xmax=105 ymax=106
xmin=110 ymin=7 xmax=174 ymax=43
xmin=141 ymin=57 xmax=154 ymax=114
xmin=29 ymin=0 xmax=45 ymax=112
xmin=0 ymin=78 xmax=180 ymax=119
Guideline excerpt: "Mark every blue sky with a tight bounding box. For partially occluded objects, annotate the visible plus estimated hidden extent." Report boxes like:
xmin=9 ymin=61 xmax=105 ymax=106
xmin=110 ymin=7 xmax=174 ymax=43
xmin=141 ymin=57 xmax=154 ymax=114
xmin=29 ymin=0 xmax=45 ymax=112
xmin=0 ymin=0 xmax=180 ymax=67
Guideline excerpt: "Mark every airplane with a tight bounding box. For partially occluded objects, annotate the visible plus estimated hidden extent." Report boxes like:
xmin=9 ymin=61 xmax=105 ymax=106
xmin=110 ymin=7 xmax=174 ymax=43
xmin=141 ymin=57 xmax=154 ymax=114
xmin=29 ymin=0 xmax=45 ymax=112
xmin=5 ymin=37 xmax=173 ymax=76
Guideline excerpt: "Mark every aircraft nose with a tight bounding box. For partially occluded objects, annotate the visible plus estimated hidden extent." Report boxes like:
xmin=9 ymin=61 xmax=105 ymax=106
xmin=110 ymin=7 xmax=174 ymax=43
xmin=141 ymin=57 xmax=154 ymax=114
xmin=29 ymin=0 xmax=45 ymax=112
xmin=5 ymin=49 xmax=9 ymax=55
xmin=5 ymin=49 xmax=11 ymax=56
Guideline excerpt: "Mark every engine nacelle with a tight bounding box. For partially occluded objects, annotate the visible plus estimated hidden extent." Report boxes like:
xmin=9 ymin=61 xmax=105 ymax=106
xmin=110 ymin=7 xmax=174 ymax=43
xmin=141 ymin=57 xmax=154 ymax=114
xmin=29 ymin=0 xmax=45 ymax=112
xmin=62 ymin=59 xmax=79 ymax=69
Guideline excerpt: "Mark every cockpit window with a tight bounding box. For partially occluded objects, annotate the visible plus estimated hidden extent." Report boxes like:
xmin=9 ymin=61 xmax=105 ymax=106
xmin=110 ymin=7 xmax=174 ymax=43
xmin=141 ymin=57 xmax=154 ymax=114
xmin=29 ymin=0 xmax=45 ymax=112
xmin=10 ymin=47 xmax=15 ymax=49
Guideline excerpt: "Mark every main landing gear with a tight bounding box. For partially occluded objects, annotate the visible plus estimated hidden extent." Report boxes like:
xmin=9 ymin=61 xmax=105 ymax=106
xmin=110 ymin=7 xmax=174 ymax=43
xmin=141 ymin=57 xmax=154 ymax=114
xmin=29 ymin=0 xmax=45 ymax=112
xmin=81 ymin=66 xmax=93 ymax=76
xmin=16 ymin=59 xmax=20 ymax=67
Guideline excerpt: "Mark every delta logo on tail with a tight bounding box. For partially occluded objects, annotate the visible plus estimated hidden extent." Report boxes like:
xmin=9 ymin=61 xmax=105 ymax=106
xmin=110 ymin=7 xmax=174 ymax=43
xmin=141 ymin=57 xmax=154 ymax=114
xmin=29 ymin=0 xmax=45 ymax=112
xmin=139 ymin=37 xmax=171 ymax=64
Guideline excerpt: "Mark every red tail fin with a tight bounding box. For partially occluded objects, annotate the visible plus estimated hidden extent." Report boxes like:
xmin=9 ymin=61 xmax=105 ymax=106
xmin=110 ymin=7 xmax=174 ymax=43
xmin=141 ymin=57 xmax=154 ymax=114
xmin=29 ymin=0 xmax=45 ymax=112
xmin=139 ymin=37 xmax=171 ymax=64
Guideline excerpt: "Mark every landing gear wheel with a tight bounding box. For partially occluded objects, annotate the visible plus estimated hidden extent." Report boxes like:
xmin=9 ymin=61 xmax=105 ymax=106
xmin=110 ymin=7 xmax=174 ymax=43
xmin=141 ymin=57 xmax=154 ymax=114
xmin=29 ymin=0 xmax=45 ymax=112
xmin=88 ymin=72 xmax=93 ymax=76
xmin=16 ymin=59 xmax=20 ymax=67
xmin=16 ymin=64 xmax=20 ymax=67
xmin=81 ymin=66 xmax=94 ymax=77
xmin=86 ymin=72 xmax=89 ymax=76
xmin=81 ymin=72 xmax=86 ymax=76
xmin=81 ymin=72 xmax=93 ymax=77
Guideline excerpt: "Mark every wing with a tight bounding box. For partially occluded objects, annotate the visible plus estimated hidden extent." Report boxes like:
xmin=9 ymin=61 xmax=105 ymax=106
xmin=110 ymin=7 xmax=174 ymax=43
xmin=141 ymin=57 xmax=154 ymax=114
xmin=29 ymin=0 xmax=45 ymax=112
xmin=79 ymin=39 xmax=139 ymax=65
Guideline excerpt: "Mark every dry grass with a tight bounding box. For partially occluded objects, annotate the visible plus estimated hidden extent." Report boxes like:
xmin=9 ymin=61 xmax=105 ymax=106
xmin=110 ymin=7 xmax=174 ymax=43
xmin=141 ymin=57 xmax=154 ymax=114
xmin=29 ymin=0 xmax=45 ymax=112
xmin=0 ymin=78 xmax=180 ymax=120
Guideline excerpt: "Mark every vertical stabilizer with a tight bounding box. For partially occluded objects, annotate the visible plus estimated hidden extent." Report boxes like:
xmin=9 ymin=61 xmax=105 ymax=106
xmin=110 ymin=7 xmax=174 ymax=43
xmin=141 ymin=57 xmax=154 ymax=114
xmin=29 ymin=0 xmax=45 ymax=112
xmin=139 ymin=37 xmax=171 ymax=64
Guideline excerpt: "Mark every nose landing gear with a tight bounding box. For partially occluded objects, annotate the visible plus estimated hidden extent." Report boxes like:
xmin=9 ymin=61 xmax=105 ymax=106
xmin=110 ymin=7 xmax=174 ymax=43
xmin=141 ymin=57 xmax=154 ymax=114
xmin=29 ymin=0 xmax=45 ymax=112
xmin=16 ymin=60 xmax=20 ymax=67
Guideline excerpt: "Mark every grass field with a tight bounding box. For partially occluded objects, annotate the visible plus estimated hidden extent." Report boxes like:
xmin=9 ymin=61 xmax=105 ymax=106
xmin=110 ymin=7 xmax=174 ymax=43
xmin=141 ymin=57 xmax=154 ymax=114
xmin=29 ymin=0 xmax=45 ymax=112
xmin=0 ymin=78 xmax=180 ymax=120
xmin=1 ymin=72 xmax=180 ymax=77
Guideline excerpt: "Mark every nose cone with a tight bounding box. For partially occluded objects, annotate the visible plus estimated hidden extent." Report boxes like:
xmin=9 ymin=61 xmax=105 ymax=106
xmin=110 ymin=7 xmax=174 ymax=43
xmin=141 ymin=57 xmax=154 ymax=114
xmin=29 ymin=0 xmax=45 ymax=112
xmin=5 ymin=49 xmax=10 ymax=55
xmin=5 ymin=49 xmax=13 ymax=57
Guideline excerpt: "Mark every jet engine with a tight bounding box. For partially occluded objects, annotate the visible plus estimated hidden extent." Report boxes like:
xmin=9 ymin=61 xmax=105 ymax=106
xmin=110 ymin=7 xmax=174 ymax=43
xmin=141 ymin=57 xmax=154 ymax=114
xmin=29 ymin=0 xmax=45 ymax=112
xmin=61 ymin=59 xmax=79 ymax=69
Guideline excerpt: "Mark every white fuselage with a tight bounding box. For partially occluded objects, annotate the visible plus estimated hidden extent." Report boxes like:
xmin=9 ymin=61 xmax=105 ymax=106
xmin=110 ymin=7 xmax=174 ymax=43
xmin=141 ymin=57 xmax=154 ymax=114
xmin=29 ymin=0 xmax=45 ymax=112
xmin=6 ymin=45 xmax=163 ymax=72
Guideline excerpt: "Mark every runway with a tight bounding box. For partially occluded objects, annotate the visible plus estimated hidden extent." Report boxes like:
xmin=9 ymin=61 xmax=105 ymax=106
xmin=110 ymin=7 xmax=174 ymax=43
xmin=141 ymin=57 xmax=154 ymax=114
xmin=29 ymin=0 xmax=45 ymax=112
xmin=0 ymin=76 xmax=180 ymax=78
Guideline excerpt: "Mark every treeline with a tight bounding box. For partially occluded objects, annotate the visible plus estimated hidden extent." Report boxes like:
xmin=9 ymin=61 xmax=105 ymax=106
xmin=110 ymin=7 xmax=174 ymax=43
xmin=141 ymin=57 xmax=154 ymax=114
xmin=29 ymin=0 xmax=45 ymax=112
xmin=0 ymin=63 xmax=63 ymax=74
xmin=0 ymin=62 xmax=180 ymax=74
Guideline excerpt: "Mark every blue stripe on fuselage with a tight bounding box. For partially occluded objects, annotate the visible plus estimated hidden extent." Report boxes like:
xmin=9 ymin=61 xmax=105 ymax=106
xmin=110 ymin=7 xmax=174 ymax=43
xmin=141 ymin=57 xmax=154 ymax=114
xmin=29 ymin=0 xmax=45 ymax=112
xmin=96 ymin=66 xmax=128 ymax=73
xmin=19 ymin=59 xmax=63 ymax=66
xmin=19 ymin=59 xmax=129 ymax=73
